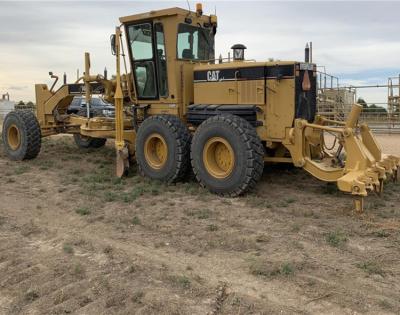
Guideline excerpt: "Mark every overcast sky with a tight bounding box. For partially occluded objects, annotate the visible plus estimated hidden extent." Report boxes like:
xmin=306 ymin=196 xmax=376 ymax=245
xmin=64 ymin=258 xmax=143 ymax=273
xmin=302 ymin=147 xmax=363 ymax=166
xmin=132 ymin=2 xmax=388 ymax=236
xmin=1 ymin=1 xmax=399 ymax=104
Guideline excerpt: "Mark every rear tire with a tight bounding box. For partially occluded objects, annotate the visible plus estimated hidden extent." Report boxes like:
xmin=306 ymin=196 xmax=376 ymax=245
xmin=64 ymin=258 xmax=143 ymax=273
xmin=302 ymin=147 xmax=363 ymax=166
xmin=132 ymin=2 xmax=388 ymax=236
xmin=2 ymin=110 xmax=41 ymax=160
xmin=191 ymin=114 xmax=264 ymax=196
xmin=136 ymin=115 xmax=191 ymax=183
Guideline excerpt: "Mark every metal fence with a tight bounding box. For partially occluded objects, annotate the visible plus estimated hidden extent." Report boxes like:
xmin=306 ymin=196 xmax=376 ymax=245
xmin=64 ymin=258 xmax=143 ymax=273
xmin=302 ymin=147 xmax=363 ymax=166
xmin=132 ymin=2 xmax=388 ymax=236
xmin=317 ymin=71 xmax=400 ymax=134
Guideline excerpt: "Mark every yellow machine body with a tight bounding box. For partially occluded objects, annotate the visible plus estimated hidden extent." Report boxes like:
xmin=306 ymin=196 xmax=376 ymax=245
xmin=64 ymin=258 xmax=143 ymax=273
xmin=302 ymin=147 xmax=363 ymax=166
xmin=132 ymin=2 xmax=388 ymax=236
xmin=2 ymin=5 xmax=398 ymax=211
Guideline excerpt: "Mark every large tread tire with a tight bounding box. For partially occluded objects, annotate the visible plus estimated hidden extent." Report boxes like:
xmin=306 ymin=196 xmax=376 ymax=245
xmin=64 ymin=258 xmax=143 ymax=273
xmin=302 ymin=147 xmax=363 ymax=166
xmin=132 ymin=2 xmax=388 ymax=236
xmin=73 ymin=134 xmax=107 ymax=149
xmin=191 ymin=114 xmax=264 ymax=196
xmin=136 ymin=115 xmax=191 ymax=183
xmin=2 ymin=110 xmax=41 ymax=160
xmin=73 ymin=109 xmax=107 ymax=149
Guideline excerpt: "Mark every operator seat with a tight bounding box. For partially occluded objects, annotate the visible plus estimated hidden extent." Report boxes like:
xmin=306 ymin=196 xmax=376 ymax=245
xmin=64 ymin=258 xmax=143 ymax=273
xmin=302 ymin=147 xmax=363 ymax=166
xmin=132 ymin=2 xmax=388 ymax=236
xmin=142 ymin=63 xmax=156 ymax=97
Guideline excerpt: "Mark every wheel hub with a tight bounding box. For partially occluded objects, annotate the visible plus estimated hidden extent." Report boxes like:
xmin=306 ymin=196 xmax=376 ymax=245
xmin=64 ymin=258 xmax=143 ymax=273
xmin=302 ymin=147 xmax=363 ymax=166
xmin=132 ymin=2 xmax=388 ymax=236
xmin=203 ymin=137 xmax=235 ymax=179
xmin=144 ymin=133 xmax=168 ymax=170
xmin=7 ymin=124 xmax=21 ymax=150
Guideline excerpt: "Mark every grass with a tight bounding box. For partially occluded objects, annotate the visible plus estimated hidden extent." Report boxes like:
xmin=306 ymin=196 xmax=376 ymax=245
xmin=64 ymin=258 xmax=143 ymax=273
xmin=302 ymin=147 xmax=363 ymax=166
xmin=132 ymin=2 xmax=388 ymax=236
xmin=374 ymin=230 xmax=390 ymax=238
xmin=369 ymin=199 xmax=387 ymax=210
xmin=14 ymin=165 xmax=30 ymax=175
xmin=280 ymin=263 xmax=294 ymax=276
xmin=184 ymin=208 xmax=212 ymax=219
xmin=131 ymin=290 xmax=144 ymax=304
xmin=197 ymin=208 xmax=211 ymax=219
xmin=195 ymin=208 xmax=210 ymax=219
xmin=103 ymin=245 xmax=113 ymax=254
xmin=291 ymin=224 xmax=301 ymax=232
xmin=131 ymin=216 xmax=141 ymax=225
xmin=128 ymin=265 xmax=137 ymax=273
xmin=75 ymin=207 xmax=91 ymax=216
xmin=326 ymin=230 xmax=348 ymax=247
xmin=249 ymin=259 xmax=294 ymax=277
xmin=81 ymin=169 xmax=164 ymax=203
xmin=245 ymin=196 xmax=271 ymax=209
xmin=63 ymin=243 xmax=74 ymax=254
xmin=182 ymin=182 xmax=202 ymax=195
xmin=206 ymin=224 xmax=218 ymax=232
xmin=285 ymin=197 xmax=297 ymax=204
xmin=356 ymin=261 xmax=385 ymax=277
xmin=25 ymin=289 xmax=39 ymax=302
xmin=104 ymin=191 xmax=118 ymax=202
xmin=72 ymin=263 xmax=85 ymax=278
xmin=169 ymin=275 xmax=191 ymax=289
xmin=379 ymin=299 xmax=393 ymax=310
xmin=38 ymin=160 xmax=55 ymax=170
xmin=30 ymin=138 xmax=166 ymax=205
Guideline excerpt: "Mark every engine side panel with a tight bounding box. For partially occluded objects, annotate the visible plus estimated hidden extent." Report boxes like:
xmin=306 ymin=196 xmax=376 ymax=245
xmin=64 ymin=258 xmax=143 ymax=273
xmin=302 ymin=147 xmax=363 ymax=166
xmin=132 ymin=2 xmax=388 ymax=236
xmin=193 ymin=62 xmax=302 ymax=141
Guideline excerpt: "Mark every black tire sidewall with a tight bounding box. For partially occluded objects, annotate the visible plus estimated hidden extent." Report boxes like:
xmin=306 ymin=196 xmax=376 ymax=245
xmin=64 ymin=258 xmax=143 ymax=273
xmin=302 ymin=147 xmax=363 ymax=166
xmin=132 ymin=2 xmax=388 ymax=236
xmin=74 ymin=110 xmax=107 ymax=149
xmin=73 ymin=134 xmax=106 ymax=149
xmin=191 ymin=120 xmax=249 ymax=194
xmin=2 ymin=112 xmax=29 ymax=160
xmin=73 ymin=134 xmax=92 ymax=148
xmin=90 ymin=138 xmax=107 ymax=148
xmin=136 ymin=117 xmax=181 ymax=181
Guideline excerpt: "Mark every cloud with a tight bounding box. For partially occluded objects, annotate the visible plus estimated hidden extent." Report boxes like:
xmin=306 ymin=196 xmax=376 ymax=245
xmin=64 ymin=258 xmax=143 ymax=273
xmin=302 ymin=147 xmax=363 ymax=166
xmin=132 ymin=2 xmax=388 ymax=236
xmin=7 ymin=86 xmax=29 ymax=91
xmin=0 ymin=1 xmax=399 ymax=103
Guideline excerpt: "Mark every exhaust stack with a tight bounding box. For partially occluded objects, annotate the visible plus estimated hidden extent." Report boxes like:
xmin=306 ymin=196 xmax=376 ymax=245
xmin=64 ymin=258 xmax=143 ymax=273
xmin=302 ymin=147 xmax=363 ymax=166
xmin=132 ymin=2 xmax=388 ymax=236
xmin=305 ymin=43 xmax=310 ymax=63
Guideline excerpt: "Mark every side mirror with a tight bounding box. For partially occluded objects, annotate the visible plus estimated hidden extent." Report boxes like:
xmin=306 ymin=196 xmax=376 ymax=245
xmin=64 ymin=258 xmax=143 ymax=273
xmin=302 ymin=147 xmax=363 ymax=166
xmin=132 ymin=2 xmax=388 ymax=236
xmin=110 ymin=34 xmax=116 ymax=55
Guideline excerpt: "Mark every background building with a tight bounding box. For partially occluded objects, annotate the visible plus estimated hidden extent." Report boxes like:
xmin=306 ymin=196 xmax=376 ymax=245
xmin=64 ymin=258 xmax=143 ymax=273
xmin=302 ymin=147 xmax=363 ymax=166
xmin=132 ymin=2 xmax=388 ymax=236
xmin=0 ymin=93 xmax=15 ymax=120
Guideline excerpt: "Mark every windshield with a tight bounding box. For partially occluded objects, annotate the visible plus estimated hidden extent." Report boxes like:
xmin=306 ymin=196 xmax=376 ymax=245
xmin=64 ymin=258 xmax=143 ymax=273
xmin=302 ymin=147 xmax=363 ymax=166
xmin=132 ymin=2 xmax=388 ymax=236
xmin=177 ymin=23 xmax=214 ymax=61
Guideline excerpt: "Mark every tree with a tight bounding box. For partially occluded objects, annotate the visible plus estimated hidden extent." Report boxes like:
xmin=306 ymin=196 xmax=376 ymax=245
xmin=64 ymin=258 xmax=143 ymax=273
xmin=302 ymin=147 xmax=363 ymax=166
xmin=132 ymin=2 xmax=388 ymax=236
xmin=366 ymin=104 xmax=387 ymax=113
xmin=357 ymin=97 xmax=368 ymax=109
xmin=17 ymin=101 xmax=25 ymax=106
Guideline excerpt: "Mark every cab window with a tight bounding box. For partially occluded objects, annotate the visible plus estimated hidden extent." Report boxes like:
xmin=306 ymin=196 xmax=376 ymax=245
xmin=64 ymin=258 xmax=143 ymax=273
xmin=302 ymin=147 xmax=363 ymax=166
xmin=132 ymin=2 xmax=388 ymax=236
xmin=128 ymin=23 xmax=153 ymax=60
xmin=127 ymin=23 xmax=157 ymax=98
xmin=177 ymin=24 xmax=214 ymax=61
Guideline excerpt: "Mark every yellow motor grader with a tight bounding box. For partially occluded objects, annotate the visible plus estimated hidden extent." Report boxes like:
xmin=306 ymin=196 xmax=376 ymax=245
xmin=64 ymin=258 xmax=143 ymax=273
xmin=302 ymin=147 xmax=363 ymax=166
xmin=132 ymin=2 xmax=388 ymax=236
xmin=2 ymin=4 xmax=399 ymax=211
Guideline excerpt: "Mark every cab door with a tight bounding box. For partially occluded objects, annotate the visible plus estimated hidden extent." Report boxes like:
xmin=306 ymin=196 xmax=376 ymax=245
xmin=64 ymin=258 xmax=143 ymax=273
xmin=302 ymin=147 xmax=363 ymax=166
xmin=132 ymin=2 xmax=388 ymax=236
xmin=126 ymin=22 xmax=169 ymax=100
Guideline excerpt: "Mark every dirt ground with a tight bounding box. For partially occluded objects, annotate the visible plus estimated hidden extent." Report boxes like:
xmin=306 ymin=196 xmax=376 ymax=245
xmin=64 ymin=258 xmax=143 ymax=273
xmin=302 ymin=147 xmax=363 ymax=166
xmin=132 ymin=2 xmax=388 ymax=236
xmin=0 ymin=134 xmax=399 ymax=315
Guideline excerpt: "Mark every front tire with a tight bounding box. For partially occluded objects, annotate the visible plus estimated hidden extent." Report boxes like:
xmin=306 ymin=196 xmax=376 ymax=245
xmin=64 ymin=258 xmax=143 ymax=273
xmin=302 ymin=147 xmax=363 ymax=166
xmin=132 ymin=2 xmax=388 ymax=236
xmin=73 ymin=134 xmax=107 ymax=149
xmin=191 ymin=114 xmax=264 ymax=196
xmin=73 ymin=109 xmax=107 ymax=149
xmin=136 ymin=115 xmax=191 ymax=183
xmin=2 ymin=110 xmax=41 ymax=160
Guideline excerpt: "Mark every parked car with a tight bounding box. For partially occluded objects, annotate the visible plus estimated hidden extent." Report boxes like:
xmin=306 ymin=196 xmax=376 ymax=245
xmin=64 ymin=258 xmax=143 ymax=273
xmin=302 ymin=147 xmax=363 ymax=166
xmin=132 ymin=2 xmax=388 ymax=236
xmin=67 ymin=96 xmax=115 ymax=117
